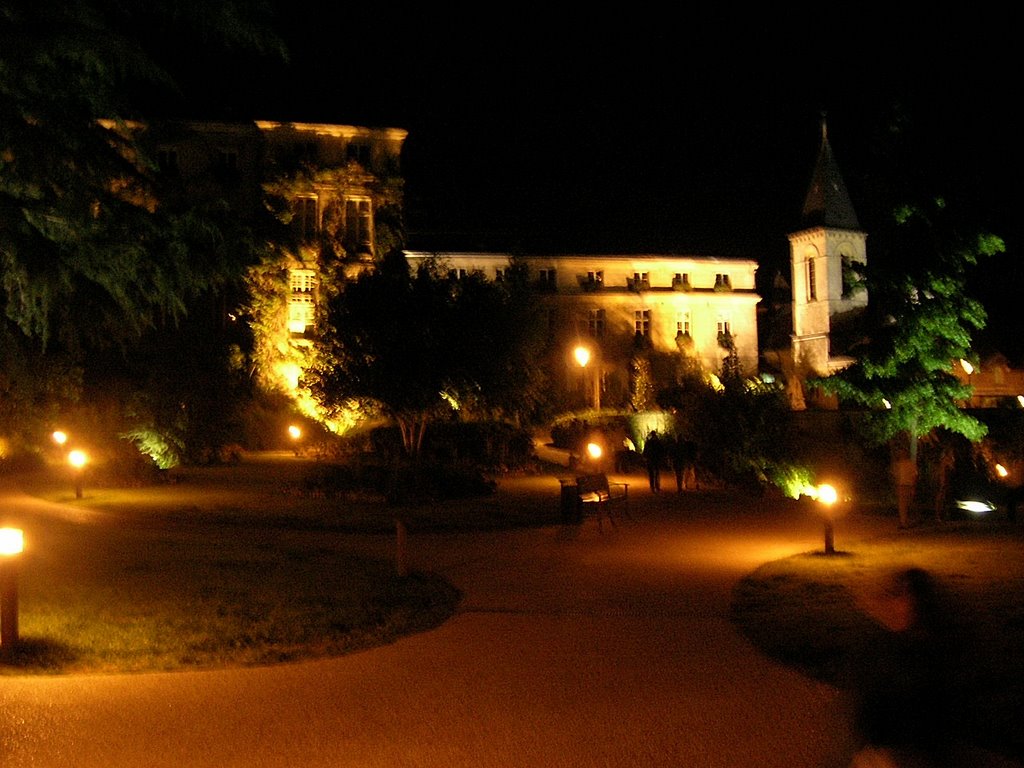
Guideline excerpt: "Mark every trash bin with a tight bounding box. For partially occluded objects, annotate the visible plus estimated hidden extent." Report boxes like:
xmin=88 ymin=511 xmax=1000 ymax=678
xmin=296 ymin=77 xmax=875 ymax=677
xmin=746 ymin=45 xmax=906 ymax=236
xmin=560 ymin=481 xmax=581 ymax=524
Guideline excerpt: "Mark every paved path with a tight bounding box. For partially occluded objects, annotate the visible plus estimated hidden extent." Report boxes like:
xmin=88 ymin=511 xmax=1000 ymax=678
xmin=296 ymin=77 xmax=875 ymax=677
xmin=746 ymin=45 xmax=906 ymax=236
xmin=0 ymin=465 xmax=898 ymax=768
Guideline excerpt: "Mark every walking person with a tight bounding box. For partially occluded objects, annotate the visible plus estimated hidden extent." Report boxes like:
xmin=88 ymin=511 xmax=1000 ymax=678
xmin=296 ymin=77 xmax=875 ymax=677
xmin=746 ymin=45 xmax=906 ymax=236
xmin=670 ymin=434 xmax=697 ymax=492
xmin=644 ymin=430 xmax=665 ymax=492
xmin=845 ymin=568 xmax=963 ymax=768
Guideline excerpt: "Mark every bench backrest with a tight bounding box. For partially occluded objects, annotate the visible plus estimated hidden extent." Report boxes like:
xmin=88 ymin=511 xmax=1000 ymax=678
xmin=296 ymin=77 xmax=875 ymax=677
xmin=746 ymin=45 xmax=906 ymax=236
xmin=576 ymin=473 xmax=610 ymax=495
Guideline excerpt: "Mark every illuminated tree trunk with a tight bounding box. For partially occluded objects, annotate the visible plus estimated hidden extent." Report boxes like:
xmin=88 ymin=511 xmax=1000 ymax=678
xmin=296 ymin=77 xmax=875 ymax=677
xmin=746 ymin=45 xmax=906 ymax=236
xmin=397 ymin=413 xmax=429 ymax=458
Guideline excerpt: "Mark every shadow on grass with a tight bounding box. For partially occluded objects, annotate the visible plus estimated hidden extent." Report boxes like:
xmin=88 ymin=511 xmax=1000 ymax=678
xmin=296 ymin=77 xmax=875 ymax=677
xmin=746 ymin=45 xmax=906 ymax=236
xmin=1 ymin=637 xmax=79 ymax=672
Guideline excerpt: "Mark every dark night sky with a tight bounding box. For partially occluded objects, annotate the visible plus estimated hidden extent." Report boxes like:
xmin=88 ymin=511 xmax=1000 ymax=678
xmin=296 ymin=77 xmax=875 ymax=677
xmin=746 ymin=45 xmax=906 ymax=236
xmin=167 ymin=5 xmax=1020 ymax=354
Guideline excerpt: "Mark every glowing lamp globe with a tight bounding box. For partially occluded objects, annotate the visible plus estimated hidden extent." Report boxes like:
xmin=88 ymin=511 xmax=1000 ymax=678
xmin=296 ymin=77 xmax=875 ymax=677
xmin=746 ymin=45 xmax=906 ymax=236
xmin=0 ymin=528 xmax=23 ymax=556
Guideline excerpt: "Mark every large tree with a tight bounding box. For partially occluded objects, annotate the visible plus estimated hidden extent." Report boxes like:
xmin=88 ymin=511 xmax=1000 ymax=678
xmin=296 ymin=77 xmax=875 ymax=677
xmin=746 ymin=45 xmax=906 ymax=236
xmin=305 ymin=253 xmax=547 ymax=457
xmin=0 ymin=0 xmax=279 ymax=447
xmin=808 ymin=108 xmax=1005 ymax=524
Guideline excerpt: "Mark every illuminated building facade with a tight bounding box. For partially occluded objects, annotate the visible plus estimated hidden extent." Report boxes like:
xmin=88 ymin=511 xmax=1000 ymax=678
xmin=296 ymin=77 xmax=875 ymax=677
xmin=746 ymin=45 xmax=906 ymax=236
xmin=787 ymin=121 xmax=868 ymax=383
xmin=405 ymin=251 xmax=761 ymax=408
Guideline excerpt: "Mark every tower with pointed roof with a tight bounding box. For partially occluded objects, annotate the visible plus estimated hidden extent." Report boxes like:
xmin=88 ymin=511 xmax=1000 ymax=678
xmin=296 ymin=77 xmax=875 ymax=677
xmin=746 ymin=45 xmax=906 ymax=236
xmin=788 ymin=117 xmax=868 ymax=392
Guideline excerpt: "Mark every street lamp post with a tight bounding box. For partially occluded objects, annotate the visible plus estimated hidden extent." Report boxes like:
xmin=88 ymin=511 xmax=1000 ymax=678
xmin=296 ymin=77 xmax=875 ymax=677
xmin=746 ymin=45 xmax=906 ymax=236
xmin=0 ymin=527 xmax=24 ymax=651
xmin=573 ymin=345 xmax=600 ymax=410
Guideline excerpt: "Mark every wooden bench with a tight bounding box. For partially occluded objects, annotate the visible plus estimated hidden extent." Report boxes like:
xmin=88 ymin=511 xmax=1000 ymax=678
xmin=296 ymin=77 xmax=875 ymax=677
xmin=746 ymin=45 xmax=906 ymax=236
xmin=564 ymin=473 xmax=629 ymax=531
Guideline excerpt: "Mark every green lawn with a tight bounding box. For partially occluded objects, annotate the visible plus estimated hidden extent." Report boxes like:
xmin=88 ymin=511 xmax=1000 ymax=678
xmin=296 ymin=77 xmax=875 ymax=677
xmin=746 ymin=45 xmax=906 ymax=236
xmin=1 ymin=455 xmax=477 ymax=675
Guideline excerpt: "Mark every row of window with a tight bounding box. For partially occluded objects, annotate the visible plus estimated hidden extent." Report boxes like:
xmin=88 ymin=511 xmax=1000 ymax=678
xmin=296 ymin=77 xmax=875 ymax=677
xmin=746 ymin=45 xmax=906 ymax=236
xmin=288 ymin=266 xmax=735 ymax=341
xmin=582 ymin=308 xmax=730 ymax=338
xmin=293 ymin=196 xmax=372 ymax=247
xmin=155 ymin=139 xmax=373 ymax=176
xmin=456 ymin=267 xmax=733 ymax=290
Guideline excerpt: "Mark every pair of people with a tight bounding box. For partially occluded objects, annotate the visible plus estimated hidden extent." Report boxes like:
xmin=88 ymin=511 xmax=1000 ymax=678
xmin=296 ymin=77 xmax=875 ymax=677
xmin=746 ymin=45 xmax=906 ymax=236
xmin=643 ymin=431 xmax=696 ymax=492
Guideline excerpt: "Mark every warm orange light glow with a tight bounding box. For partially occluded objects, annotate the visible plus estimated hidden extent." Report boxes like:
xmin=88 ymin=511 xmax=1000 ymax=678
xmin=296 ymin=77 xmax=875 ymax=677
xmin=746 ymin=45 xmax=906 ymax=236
xmin=574 ymin=345 xmax=591 ymax=368
xmin=68 ymin=449 xmax=88 ymax=469
xmin=288 ymin=425 xmax=302 ymax=440
xmin=0 ymin=528 xmax=24 ymax=556
xmin=960 ymin=358 xmax=975 ymax=375
xmin=586 ymin=442 xmax=602 ymax=460
xmin=52 ymin=430 xmax=68 ymax=446
xmin=996 ymin=463 xmax=1009 ymax=478
xmin=816 ymin=483 xmax=838 ymax=506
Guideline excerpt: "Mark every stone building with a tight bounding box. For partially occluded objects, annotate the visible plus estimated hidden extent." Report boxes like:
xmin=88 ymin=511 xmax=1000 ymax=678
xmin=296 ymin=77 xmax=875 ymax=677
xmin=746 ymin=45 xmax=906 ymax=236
xmin=143 ymin=115 xmax=1020 ymax=416
xmin=404 ymin=251 xmax=760 ymax=410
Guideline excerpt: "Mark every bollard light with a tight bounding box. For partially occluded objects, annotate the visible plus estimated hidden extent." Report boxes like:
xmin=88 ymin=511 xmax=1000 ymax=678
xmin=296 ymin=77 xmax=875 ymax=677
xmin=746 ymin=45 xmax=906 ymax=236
xmin=68 ymin=449 xmax=88 ymax=499
xmin=0 ymin=528 xmax=23 ymax=556
xmin=815 ymin=483 xmax=838 ymax=555
xmin=0 ymin=527 xmax=24 ymax=650
xmin=288 ymin=425 xmax=302 ymax=456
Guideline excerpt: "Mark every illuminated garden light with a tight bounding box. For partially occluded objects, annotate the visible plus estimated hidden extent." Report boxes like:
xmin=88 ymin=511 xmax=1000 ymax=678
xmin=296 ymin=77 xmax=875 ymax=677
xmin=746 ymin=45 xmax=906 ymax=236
xmin=68 ymin=449 xmax=88 ymax=499
xmin=960 ymin=358 xmax=975 ymax=375
xmin=816 ymin=483 xmax=838 ymax=506
xmin=573 ymin=345 xmax=591 ymax=368
xmin=586 ymin=442 xmax=602 ymax=460
xmin=0 ymin=527 xmax=24 ymax=649
xmin=52 ymin=430 xmax=67 ymax=446
xmin=288 ymin=425 xmax=303 ymax=456
xmin=0 ymin=528 xmax=23 ymax=557
xmin=573 ymin=345 xmax=600 ymax=409
xmin=814 ymin=482 xmax=840 ymax=555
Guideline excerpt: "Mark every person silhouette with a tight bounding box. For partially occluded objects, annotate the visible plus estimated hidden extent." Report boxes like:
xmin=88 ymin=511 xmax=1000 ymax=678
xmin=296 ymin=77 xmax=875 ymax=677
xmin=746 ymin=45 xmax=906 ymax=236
xmin=670 ymin=434 xmax=697 ymax=492
xmin=846 ymin=568 xmax=962 ymax=768
xmin=643 ymin=431 xmax=665 ymax=492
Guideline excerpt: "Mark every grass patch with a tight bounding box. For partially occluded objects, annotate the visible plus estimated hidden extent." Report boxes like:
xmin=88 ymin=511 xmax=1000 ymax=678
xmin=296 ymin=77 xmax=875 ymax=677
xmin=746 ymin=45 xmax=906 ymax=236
xmin=1 ymin=456 xmax=477 ymax=675
xmin=730 ymin=523 xmax=1024 ymax=761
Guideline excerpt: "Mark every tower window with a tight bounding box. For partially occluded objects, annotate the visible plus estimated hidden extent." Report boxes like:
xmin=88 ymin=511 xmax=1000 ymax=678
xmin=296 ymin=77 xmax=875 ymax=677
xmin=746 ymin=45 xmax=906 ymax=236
xmin=807 ymin=258 xmax=817 ymax=301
